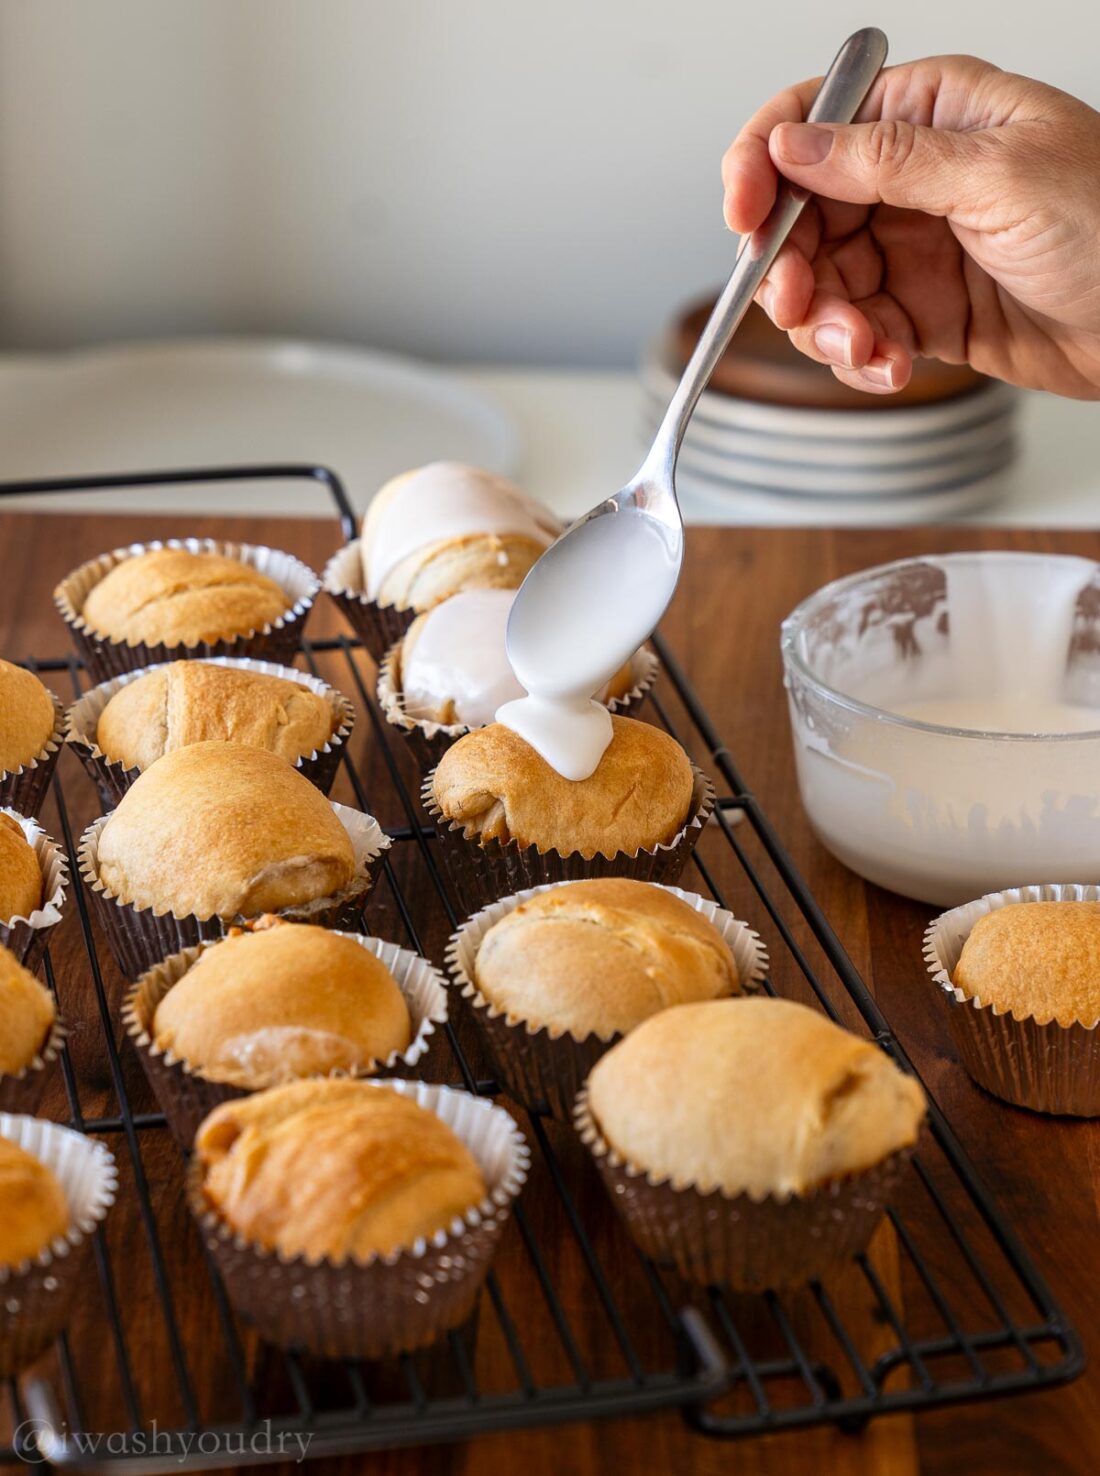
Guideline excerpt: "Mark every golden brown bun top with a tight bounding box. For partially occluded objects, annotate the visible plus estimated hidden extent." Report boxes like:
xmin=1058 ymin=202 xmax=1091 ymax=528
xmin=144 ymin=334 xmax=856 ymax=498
xmin=0 ymin=942 xmax=55 ymax=1076
xmin=0 ymin=660 xmax=55 ymax=775
xmin=81 ymin=548 xmax=291 ymax=649
xmin=953 ymin=901 xmax=1100 ymax=1026
xmin=196 ymin=1079 xmax=487 ymax=1262
xmin=587 ymin=998 xmax=926 ymax=1198
xmin=96 ymin=661 xmax=336 ymax=774
xmin=432 ymin=717 xmax=695 ymax=859
xmin=474 ymin=880 xmax=739 ymax=1037
xmin=153 ymin=922 xmax=412 ymax=1088
xmin=96 ymin=742 xmax=356 ymax=921
xmin=0 ymin=814 xmax=42 ymax=926
xmin=0 ymin=1137 xmax=69 ymax=1266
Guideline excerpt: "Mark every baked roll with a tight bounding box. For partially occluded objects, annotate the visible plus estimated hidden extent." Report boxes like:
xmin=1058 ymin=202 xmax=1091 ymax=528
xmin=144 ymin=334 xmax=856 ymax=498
xmin=195 ymin=1079 xmax=487 ymax=1261
xmin=432 ymin=716 xmax=694 ymax=858
xmin=474 ymin=879 xmax=739 ymax=1037
xmin=0 ymin=1137 xmax=69 ymax=1267
xmin=954 ymin=901 xmax=1100 ymax=1026
xmin=81 ymin=548 xmax=291 ymax=649
xmin=0 ymin=661 xmax=56 ymax=775
xmin=587 ymin=997 xmax=926 ymax=1198
xmin=0 ymin=814 xmax=41 ymax=924
xmin=0 ymin=943 xmax=55 ymax=1076
xmin=95 ymin=741 xmax=356 ymax=920
xmin=361 ymin=463 xmax=556 ymax=612
xmin=152 ymin=923 xmax=412 ymax=1087
xmin=96 ymin=661 xmax=336 ymax=774
xmin=398 ymin=589 xmax=633 ymax=729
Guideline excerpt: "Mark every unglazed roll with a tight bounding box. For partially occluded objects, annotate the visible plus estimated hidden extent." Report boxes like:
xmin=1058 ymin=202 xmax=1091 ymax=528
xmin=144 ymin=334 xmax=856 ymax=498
xmin=431 ymin=716 xmax=694 ymax=859
xmin=93 ymin=742 xmax=357 ymax=920
xmin=194 ymin=1078 xmax=488 ymax=1261
xmin=81 ymin=547 xmax=293 ymax=649
xmin=94 ymin=660 xmax=338 ymax=774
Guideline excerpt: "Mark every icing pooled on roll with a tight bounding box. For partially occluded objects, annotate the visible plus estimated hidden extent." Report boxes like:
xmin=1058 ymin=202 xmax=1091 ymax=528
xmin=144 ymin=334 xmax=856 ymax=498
xmin=361 ymin=463 xmax=557 ymax=612
xmin=399 ymin=589 xmax=636 ymax=731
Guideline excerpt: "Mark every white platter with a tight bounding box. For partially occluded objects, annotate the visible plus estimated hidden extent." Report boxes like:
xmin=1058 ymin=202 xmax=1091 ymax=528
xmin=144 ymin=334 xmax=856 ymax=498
xmin=0 ymin=338 xmax=520 ymax=517
xmin=644 ymin=411 xmax=1017 ymax=498
xmin=642 ymin=336 xmax=1016 ymax=442
xmin=674 ymin=462 xmax=1008 ymax=527
xmin=642 ymin=386 xmax=1016 ymax=470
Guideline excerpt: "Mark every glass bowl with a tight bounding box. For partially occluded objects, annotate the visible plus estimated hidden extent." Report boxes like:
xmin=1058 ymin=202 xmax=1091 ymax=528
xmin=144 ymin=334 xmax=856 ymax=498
xmin=781 ymin=551 xmax=1100 ymax=906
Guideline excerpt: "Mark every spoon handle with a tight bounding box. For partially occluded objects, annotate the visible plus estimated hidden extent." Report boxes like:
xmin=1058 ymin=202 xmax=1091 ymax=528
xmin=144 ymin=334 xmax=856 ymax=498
xmin=647 ymin=26 xmax=888 ymax=482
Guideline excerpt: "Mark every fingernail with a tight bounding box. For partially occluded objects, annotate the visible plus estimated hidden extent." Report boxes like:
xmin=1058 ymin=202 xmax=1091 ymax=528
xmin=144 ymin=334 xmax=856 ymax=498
xmin=812 ymin=324 xmax=854 ymax=367
xmin=722 ymin=188 xmax=735 ymax=229
xmin=858 ymin=356 xmax=901 ymax=389
xmin=759 ymin=283 xmax=777 ymax=319
xmin=774 ymin=123 xmax=833 ymax=166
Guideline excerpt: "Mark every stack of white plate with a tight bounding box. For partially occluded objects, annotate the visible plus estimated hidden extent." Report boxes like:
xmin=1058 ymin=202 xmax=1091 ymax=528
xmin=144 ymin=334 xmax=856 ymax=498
xmin=640 ymin=335 xmax=1018 ymax=525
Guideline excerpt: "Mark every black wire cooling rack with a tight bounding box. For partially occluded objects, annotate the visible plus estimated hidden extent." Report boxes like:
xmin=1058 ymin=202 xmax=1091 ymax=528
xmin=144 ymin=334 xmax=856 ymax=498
xmin=0 ymin=466 xmax=1084 ymax=1470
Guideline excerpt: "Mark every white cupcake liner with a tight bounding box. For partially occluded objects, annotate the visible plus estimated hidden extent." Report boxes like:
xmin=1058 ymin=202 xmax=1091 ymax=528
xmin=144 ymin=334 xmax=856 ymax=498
xmin=123 ymin=933 xmax=450 ymax=1146
xmin=378 ymin=644 xmax=662 ymax=776
xmin=574 ymin=1087 xmax=911 ymax=1290
xmin=0 ymin=809 xmax=69 ymax=972
xmin=0 ymin=1113 xmax=118 ymax=1377
xmin=0 ymin=690 xmax=64 ymax=819
xmin=446 ymin=882 xmax=767 ymax=1119
xmin=423 ymin=764 xmax=716 ymax=920
xmin=54 ymin=538 xmax=321 ymax=682
xmin=323 ymin=539 xmax=415 ymax=663
xmin=78 ymin=802 xmax=391 ymax=981
xmin=188 ymin=1078 xmax=529 ymax=1359
xmin=0 ymin=1012 xmax=67 ymax=1115
xmin=65 ymin=656 xmax=356 ymax=810
xmin=925 ymin=883 xmax=1100 ymax=1116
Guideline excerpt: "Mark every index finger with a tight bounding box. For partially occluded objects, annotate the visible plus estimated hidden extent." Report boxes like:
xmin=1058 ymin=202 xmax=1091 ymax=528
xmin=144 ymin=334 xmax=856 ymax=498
xmin=722 ymin=59 xmax=996 ymax=233
xmin=721 ymin=76 xmax=822 ymax=233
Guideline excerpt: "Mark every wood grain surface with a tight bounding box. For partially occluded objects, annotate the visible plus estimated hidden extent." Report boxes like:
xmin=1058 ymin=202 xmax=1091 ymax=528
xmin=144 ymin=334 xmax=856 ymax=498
xmin=1 ymin=509 xmax=1097 ymax=1476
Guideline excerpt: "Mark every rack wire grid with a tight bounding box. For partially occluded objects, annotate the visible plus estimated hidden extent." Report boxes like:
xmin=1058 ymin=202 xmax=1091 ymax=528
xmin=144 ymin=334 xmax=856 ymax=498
xmin=0 ymin=465 xmax=1084 ymax=1469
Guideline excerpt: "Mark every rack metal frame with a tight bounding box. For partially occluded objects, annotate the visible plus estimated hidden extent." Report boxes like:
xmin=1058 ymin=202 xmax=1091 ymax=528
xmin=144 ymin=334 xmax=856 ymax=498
xmin=0 ymin=465 xmax=1083 ymax=1469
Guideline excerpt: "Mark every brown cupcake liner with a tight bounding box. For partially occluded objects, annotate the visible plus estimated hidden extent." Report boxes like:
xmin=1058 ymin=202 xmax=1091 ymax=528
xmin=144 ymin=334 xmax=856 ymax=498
xmin=0 ymin=690 xmax=64 ymax=819
xmin=0 ymin=1113 xmax=117 ymax=1378
xmin=422 ymin=765 xmax=716 ymax=920
xmin=574 ymin=1087 xmax=910 ymax=1291
xmin=65 ymin=656 xmax=356 ymax=810
xmin=0 ymin=1015 xmax=66 ymax=1115
xmin=447 ymin=882 xmax=768 ymax=1120
xmin=378 ymin=642 xmax=662 ymax=777
xmin=0 ymin=810 xmax=69 ymax=972
xmin=54 ymin=538 xmax=321 ymax=683
xmin=323 ymin=539 xmax=415 ymax=664
xmin=924 ymin=883 xmax=1100 ymax=1116
xmin=123 ymin=934 xmax=450 ymax=1147
xmin=0 ymin=1013 xmax=67 ymax=1115
xmin=187 ymin=1078 xmax=529 ymax=1360
xmin=78 ymin=803 xmax=391 ymax=982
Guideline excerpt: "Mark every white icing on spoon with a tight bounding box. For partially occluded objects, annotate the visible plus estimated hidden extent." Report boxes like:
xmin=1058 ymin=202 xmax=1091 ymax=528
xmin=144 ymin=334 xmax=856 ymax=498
xmin=497 ymin=509 xmax=679 ymax=780
xmin=363 ymin=462 xmax=555 ymax=600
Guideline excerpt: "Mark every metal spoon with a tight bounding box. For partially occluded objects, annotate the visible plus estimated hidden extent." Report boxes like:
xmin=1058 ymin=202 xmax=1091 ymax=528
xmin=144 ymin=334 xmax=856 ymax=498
xmin=506 ymin=27 xmax=889 ymax=694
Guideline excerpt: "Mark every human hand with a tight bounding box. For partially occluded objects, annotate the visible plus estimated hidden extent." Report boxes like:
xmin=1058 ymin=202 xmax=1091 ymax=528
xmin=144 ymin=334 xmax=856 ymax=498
xmin=721 ymin=56 xmax=1100 ymax=399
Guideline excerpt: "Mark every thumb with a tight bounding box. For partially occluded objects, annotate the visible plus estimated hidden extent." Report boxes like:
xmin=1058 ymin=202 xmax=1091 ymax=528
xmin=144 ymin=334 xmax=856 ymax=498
xmin=769 ymin=118 xmax=978 ymax=216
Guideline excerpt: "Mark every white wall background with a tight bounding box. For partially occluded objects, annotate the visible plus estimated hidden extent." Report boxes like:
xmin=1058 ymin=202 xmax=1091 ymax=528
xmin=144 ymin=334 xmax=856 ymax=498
xmin=0 ymin=0 xmax=1097 ymax=368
